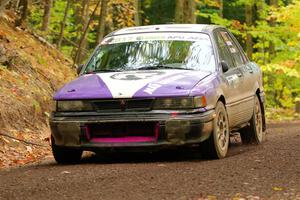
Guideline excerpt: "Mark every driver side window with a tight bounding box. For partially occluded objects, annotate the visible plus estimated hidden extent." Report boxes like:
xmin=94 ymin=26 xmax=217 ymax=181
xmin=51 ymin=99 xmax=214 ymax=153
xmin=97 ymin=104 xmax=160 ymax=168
xmin=219 ymin=31 xmax=245 ymax=67
xmin=215 ymin=32 xmax=235 ymax=69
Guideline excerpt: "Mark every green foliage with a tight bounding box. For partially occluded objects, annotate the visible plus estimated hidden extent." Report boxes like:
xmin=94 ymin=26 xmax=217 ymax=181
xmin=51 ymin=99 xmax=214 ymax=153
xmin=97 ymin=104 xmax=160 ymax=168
xmin=36 ymin=54 xmax=47 ymax=65
xmin=143 ymin=0 xmax=176 ymax=24
xmin=265 ymin=107 xmax=300 ymax=121
xmin=262 ymin=63 xmax=300 ymax=108
xmin=260 ymin=0 xmax=300 ymax=109
xmin=28 ymin=5 xmax=43 ymax=29
xmin=25 ymin=0 xmax=300 ymax=111
xmin=196 ymin=0 xmax=300 ymax=109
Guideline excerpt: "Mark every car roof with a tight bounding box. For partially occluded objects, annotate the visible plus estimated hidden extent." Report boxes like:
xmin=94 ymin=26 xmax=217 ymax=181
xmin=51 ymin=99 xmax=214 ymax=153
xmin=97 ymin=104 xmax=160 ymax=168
xmin=106 ymin=24 xmax=224 ymax=38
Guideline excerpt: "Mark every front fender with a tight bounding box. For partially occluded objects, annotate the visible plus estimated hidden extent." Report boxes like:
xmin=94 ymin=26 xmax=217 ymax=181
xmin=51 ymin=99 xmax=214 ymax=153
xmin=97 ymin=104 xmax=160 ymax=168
xmin=189 ymin=73 xmax=224 ymax=110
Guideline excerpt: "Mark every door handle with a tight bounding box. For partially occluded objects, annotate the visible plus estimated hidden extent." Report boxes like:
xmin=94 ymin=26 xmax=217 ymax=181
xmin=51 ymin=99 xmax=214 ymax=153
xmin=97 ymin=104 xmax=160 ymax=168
xmin=237 ymin=72 xmax=243 ymax=77
xmin=246 ymin=66 xmax=253 ymax=73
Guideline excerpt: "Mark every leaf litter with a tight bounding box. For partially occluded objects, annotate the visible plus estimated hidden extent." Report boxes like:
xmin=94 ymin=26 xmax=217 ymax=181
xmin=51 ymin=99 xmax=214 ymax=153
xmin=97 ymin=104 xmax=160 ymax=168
xmin=0 ymin=15 xmax=75 ymax=169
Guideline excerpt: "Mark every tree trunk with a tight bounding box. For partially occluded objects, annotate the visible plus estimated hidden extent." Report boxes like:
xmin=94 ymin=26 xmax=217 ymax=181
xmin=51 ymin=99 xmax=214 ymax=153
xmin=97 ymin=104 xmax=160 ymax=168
xmin=256 ymin=0 xmax=266 ymax=64
xmin=295 ymin=100 xmax=300 ymax=113
xmin=57 ymin=0 xmax=71 ymax=49
xmin=41 ymin=0 xmax=53 ymax=31
xmin=6 ymin=0 xmax=21 ymax=12
xmin=269 ymin=0 xmax=278 ymax=59
xmin=15 ymin=0 xmax=20 ymax=10
xmin=0 ymin=0 xmax=11 ymax=15
xmin=15 ymin=0 xmax=28 ymax=27
xmin=175 ymin=0 xmax=196 ymax=24
xmin=134 ymin=0 xmax=141 ymax=26
xmin=74 ymin=0 xmax=101 ymax=66
xmin=219 ymin=0 xmax=223 ymax=18
xmin=96 ymin=0 xmax=108 ymax=44
xmin=75 ymin=0 xmax=90 ymax=64
xmin=256 ymin=0 xmax=264 ymax=19
xmin=245 ymin=1 xmax=253 ymax=59
xmin=71 ymin=1 xmax=83 ymax=58
xmin=175 ymin=0 xmax=184 ymax=23
xmin=186 ymin=0 xmax=196 ymax=23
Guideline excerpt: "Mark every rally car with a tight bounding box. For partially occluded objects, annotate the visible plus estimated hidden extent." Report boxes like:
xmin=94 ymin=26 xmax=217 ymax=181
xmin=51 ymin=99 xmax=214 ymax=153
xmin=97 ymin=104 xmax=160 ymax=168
xmin=50 ymin=24 xmax=266 ymax=163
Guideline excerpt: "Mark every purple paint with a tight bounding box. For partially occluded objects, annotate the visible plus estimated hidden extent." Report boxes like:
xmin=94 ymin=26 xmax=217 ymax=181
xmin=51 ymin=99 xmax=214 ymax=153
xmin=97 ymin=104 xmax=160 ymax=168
xmin=53 ymin=70 xmax=212 ymax=101
xmin=133 ymin=71 xmax=211 ymax=98
xmin=189 ymin=72 xmax=219 ymax=97
xmin=54 ymin=74 xmax=113 ymax=100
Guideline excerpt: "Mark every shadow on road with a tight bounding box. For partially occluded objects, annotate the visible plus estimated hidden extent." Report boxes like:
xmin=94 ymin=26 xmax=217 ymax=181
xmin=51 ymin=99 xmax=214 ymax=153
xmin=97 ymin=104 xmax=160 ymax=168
xmin=36 ymin=136 xmax=258 ymax=168
xmin=85 ymin=148 xmax=205 ymax=164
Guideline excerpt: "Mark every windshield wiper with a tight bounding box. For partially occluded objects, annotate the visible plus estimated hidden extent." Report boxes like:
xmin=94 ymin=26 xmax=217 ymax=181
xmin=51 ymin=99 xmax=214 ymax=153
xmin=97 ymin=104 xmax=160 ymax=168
xmin=90 ymin=69 xmax=123 ymax=73
xmin=137 ymin=65 xmax=191 ymax=70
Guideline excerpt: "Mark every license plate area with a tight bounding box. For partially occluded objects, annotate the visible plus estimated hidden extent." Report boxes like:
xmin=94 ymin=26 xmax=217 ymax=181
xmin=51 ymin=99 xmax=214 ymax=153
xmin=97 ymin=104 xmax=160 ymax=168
xmin=84 ymin=122 xmax=159 ymax=143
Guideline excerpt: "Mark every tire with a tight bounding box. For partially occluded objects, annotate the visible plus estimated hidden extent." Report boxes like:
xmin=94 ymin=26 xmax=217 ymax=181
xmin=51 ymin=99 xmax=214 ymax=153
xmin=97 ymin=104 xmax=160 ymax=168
xmin=51 ymin=136 xmax=83 ymax=164
xmin=200 ymin=101 xmax=230 ymax=159
xmin=240 ymin=95 xmax=265 ymax=144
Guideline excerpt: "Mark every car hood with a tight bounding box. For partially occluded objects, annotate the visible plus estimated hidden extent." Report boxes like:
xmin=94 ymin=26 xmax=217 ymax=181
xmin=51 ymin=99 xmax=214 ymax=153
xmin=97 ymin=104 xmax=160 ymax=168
xmin=54 ymin=70 xmax=211 ymax=100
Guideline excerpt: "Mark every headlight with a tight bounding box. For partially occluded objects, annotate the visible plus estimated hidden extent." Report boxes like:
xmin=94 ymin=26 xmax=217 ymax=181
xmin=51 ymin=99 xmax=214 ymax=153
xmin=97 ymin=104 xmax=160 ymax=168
xmin=153 ymin=96 xmax=206 ymax=109
xmin=57 ymin=101 xmax=93 ymax=112
xmin=193 ymin=96 xmax=207 ymax=108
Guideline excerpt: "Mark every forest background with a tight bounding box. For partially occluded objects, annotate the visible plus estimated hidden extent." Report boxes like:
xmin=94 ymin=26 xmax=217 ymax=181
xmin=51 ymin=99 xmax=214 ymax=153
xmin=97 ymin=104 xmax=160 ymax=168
xmin=0 ymin=0 xmax=299 ymax=119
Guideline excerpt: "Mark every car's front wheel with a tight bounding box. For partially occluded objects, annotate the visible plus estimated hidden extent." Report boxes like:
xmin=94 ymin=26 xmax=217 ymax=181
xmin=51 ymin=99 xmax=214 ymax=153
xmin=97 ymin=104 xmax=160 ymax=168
xmin=200 ymin=101 xmax=230 ymax=159
xmin=51 ymin=136 xmax=83 ymax=164
xmin=240 ymin=95 xmax=265 ymax=144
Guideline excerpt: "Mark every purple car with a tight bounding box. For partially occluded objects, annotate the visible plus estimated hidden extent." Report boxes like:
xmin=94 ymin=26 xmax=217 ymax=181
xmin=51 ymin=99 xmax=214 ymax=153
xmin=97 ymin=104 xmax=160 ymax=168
xmin=50 ymin=24 xmax=266 ymax=163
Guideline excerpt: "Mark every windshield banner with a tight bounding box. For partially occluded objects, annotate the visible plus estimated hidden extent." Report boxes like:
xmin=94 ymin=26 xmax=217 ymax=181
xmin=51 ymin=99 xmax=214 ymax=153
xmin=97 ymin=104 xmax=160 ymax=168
xmin=101 ymin=33 xmax=209 ymax=45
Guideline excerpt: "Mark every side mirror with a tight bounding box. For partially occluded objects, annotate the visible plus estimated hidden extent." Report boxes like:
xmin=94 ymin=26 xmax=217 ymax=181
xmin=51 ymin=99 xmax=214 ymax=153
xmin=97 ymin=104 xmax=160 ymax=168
xmin=221 ymin=61 xmax=229 ymax=73
xmin=77 ymin=64 xmax=84 ymax=75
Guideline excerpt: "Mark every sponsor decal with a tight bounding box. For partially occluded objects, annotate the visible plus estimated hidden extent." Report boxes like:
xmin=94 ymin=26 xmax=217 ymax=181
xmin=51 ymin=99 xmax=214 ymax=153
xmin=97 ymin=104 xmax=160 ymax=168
xmin=226 ymin=74 xmax=239 ymax=88
xmin=144 ymin=83 xmax=162 ymax=95
xmin=97 ymin=70 xmax=183 ymax=98
xmin=229 ymin=47 xmax=236 ymax=53
xmin=226 ymin=41 xmax=233 ymax=46
xmin=101 ymin=32 xmax=210 ymax=45
xmin=143 ymin=74 xmax=186 ymax=94
xmin=110 ymin=71 xmax=165 ymax=81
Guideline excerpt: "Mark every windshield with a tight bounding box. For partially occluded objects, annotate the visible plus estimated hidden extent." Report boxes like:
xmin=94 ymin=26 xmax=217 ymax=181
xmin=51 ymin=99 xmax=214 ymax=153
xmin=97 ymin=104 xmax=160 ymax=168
xmin=84 ymin=32 xmax=216 ymax=73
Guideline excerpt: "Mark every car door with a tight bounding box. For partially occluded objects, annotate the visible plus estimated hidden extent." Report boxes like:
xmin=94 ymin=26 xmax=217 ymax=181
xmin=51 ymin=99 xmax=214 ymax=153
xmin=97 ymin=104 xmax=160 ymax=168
xmin=215 ymin=29 xmax=253 ymax=127
xmin=227 ymin=30 xmax=258 ymax=99
xmin=223 ymin=30 xmax=255 ymax=124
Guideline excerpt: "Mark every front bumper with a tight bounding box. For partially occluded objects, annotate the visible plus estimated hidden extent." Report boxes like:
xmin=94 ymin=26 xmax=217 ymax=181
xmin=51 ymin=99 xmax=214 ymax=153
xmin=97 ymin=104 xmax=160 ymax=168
xmin=50 ymin=110 xmax=215 ymax=151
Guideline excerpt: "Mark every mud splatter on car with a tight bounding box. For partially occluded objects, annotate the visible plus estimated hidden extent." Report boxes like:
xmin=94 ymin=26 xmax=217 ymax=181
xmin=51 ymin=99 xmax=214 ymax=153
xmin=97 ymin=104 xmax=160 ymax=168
xmin=50 ymin=24 xmax=266 ymax=163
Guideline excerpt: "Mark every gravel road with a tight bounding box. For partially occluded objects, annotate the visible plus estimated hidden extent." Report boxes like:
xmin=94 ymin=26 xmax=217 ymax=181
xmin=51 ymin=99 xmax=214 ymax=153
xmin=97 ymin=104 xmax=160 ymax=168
xmin=0 ymin=122 xmax=299 ymax=200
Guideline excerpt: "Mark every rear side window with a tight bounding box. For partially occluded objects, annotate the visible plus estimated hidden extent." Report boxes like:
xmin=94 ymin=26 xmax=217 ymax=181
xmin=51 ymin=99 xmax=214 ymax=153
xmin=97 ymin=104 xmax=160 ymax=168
xmin=215 ymin=32 xmax=235 ymax=68
xmin=219 ymin=31 xmax=245 ymax=67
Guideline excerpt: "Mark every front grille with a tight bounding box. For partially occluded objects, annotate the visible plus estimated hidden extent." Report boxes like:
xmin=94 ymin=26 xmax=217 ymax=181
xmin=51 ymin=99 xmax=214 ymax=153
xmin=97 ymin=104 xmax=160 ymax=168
xmin=92 ymin=99 xmax=154 ymax=112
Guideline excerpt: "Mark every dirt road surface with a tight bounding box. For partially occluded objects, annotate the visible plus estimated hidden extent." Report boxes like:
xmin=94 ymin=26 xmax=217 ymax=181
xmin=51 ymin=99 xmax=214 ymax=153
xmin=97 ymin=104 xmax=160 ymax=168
xmin=0 ymin=122 xmax=299 ymax=200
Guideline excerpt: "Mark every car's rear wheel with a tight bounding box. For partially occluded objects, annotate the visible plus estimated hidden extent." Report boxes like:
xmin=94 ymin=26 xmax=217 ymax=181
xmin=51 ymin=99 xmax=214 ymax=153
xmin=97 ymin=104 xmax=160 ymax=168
xmin=240 ymin=95 xmax=264 ymax=144
xmin=51 ymin=136 xmax=83 ymax=164
xmin=200 ymin=101 xmax=229 ymax=159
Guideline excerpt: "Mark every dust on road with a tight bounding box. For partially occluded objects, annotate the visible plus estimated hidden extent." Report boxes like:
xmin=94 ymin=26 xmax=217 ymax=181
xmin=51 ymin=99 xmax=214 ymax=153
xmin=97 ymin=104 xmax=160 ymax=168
xmin=0 ymin=122 xmax=299 ymax=200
